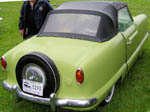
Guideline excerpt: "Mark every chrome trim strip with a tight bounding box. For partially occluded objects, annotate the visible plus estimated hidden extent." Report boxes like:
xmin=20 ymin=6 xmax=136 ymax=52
xmin=127 ymin=31 xmax=149 ymax=69
xmin=17 ymin=88 xmax=50 ymax=105
xmin=2 ymin=81 xmax=98 ymax=111
xmin=129 ymin=30 xmax=138 ymax=41
xmin=127 ymin=41 xmax=132 ymax=45
xmin=2 ymin=81 xmax=15 ymax=91
xmin=50 ymin=93 xmax=57 ymax=112
xmin=56 ymin=97 xmax=97 ymax=107
xmin=144 ymin=31 xmax=149 ymax=39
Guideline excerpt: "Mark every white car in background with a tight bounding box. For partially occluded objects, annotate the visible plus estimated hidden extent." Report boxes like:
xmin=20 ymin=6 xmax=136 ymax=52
xmin=0 ymin=8 xmax=2 ymax=23
xmin=0 ymin=0 xmax=29 ymax=23
xmin=0 ymin=17 xmax=2 ymax=23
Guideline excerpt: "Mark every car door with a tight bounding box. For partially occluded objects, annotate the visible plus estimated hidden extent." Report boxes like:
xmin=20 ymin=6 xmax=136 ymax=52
xmin=118 ymin=7 xmax=141 ymax=69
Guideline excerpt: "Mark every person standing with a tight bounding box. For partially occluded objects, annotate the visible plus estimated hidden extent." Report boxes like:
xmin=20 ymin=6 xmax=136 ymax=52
xmin=19 ymin=0 xmax=53 ymax=39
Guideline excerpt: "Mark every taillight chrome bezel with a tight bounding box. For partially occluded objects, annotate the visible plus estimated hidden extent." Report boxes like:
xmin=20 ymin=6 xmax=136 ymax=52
xmin=1 ymin=56 xmax=7 ymax=70
xmin=76 ymin=68 xmax=84 ymax=84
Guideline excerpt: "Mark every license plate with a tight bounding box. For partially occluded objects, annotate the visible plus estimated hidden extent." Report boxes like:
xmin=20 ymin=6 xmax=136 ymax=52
xmin=23 ymin=79 xmax=43 ymax=96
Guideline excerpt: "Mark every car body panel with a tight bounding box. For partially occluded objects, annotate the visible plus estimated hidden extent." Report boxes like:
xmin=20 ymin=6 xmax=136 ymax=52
xmin=3 ymin=33 xmax=127 ymax=110
xmin=121 ymin=14 xmax=148 ymax=68
xmin=127 ymin=15 xmax=148 ymax=69
xmin=3 ymin=32 xmax=126 ymax=94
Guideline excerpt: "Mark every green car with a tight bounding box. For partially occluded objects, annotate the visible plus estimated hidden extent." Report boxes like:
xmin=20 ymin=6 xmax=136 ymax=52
xmin=1 ymin=1 xmax=149 ymax=111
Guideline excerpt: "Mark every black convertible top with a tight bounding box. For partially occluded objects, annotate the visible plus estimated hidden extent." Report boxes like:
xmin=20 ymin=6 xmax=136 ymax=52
xmin=58 ymin=1 xmax=127 ymax=10
xmin=38 ymin=1 xmax=128 ymax=42
xmin=57 ymin=1 xmax=127 ymax=28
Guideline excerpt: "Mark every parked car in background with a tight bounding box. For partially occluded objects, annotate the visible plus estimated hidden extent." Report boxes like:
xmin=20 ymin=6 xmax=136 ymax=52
xmin=0 ymin=17 xmax=2 ymax=23
xmin=1 ymin=1 xmax=149 ymax=112
xmin=0 ymin=8 xmax=2 ymax=23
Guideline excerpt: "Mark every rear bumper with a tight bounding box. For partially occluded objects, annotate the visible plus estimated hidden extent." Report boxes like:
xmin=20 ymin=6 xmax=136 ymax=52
xmin=2 ymin=81 xmax=97 ymax=111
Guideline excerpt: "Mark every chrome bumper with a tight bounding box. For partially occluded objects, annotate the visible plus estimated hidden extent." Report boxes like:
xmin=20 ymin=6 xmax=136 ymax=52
xmin=2 ymin=81 xmax=97 ymax=112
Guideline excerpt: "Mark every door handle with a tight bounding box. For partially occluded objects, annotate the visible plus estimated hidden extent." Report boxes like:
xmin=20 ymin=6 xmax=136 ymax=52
xmin=127 ymin=41 xmax=132 ymax=45
xmin=127 ymin=30 xmax=138 ymax=45
xmin=129 ymin=30 xmax=138 ymax=41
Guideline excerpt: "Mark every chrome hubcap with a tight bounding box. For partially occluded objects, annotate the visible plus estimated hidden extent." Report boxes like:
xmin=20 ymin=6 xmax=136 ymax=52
xmin=22 ymin=63 xmax=46 ymax=86
xmin=105 ymin=85 xmax=115 ymax=103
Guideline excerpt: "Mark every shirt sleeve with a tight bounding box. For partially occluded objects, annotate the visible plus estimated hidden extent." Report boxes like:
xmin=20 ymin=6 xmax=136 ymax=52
xmin=19 ymin=3 xmax=25 ymax=30
xmin=45 ymin=0 xmax=53 ymax=13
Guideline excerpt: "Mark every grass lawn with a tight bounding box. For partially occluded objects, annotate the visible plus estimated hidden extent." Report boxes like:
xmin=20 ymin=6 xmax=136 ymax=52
xmin=0 ymin=0 xmax=150 ymax=112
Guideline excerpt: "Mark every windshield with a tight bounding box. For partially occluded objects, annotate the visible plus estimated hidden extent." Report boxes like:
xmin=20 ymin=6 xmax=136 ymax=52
xmin=42 ymin=13 xmax=101 ymax=36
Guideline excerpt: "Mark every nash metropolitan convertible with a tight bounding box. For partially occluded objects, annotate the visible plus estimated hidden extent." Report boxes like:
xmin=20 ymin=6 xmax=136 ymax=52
xmin=1 ymin=1 xmax=149 ymax=111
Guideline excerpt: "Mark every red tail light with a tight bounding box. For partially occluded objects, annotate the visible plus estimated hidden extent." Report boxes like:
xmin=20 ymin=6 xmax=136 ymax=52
xmin=1 ymin=56 xmax=7 ymax=69
xmin=76 ymin=68 xmax=84 ymax=84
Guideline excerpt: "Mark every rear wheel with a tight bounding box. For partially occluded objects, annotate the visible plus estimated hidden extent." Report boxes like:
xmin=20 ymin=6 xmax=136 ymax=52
xmin=16 ymin=52 xmax=60 ymax=98
xmin=101 ymin=85 xmax=115 ymax=105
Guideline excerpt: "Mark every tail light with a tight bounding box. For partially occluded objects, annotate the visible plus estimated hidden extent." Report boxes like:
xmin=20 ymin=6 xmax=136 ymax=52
xmin=1 ymin=56 xmax=7 ymax=69
xmin=76 ymin=68 xmax=84 ymax=84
